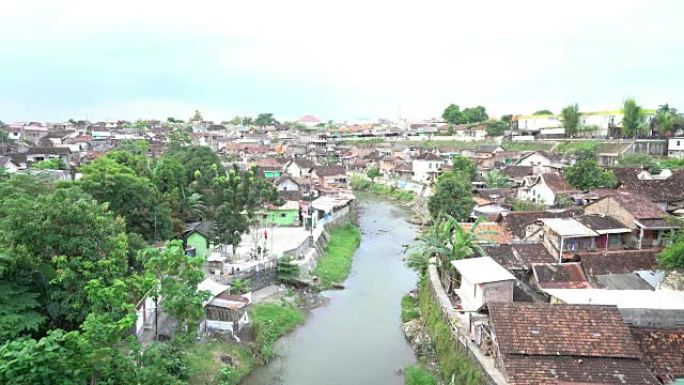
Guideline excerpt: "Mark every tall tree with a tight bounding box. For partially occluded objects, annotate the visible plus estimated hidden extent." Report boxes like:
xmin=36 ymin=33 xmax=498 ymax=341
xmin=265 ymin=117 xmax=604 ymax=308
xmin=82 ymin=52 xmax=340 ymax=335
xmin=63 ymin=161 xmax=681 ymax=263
xmin=450 ymin=155 xmax=477 ymax=181
xmin=622 ymin=98 xmax=646 ymax=138
xmin=228 ymin=116 xmax=242 ymax=125
xmin=254 ymin=113 xmax=277 ymax=127
xmin=427 ymin=171 xmax=474 ymax=221
xmin=189 ymin=109 xmax=203 ymax=122
xmin=500 ymin=114 xmax=513 ymax=123
xmin=560 ymin=103 xmax=581 ymax=137
xmin=442 ymin=104 xmax=464 ymax=125
xmin=463 ymin=106 xmax=488 ymax=123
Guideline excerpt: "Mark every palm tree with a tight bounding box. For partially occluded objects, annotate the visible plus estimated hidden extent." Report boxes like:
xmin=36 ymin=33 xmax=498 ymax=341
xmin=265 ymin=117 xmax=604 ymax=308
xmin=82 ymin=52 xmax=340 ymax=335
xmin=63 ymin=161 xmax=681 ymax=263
xmin=622 ymin=98 xmax=646 ymax=138
xmin=412 ymin=215 xmax=493 ymax=292
xmin=483 ymin=169 xmax=509 ymax=188
xmin=185 ymin=192 xmax=207 ymax=221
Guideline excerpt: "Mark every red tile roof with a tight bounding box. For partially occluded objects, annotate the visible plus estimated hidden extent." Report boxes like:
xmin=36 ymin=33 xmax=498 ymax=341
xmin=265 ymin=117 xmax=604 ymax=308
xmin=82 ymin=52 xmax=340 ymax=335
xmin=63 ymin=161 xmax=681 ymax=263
xmin=575 ymin=249 xmax=660 ymax=277
xmin=630 ymin=326 xmax=684 ymax=383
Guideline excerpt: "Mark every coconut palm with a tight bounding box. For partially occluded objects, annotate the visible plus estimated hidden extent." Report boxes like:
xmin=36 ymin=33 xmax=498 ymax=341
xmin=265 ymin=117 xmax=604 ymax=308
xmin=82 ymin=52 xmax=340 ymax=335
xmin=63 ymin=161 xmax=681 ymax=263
xmin=412 ymin=215 xmax=493 ymax=292
xmin=483 ymin=169 xmax=509 ymax=188
xmin=185 ymin=192 xmax=207 ymax=221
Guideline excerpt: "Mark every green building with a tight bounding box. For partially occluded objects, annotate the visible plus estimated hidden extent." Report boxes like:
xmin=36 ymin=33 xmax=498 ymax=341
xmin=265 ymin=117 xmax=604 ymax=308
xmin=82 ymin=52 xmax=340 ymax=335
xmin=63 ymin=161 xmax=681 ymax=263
xmin=182 ymin=221 xmax=214 ymax=259
xmin=259 ymin=201 xmax=300 ymax=227
xmin=262 ymin=169 xmax=282 ymax=179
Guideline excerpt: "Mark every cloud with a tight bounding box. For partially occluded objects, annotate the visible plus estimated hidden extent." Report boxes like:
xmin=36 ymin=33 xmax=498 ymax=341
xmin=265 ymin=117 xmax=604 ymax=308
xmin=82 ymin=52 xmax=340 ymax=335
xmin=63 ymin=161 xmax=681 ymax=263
xmin=0 ymin=0 xmax=682 ymax=121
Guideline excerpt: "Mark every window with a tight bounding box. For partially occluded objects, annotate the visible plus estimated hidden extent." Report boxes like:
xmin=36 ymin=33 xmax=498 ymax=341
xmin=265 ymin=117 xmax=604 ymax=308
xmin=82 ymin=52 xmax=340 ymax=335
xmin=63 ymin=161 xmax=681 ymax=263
xmin=280 ymin=213 xmax=286 ymax=218
xmin=609 ymin=234 xmax=620 ymax=246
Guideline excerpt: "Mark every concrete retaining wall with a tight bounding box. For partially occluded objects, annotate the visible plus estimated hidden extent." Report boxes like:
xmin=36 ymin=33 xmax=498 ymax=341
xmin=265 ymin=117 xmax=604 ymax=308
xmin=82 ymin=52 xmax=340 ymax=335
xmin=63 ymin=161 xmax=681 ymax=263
xmin=426 ymin=262 xmax=508 ymax=385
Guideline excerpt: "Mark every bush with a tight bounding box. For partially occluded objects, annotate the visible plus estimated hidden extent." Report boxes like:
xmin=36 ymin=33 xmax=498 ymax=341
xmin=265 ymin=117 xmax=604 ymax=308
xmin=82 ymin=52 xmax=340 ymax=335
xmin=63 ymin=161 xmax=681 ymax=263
xmin=404 ymin=365 xmax=438 ymax=385
xmin=401 ymin=294 xmax=420 ymax=322
xmin=419 ymin=282 xmax=482 ymax=385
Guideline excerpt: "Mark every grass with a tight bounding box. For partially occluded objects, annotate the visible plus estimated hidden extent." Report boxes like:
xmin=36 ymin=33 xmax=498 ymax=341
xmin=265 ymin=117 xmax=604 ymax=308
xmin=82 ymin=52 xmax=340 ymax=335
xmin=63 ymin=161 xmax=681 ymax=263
xmin=186 ymin=340 xmax=255 ymax=385
xmin=404 ymin=365 xmax=439 ymax=385
xmin=419 ymin=282 xmax=482 ymax=385
xmin=553 ymin=140 xmax=599 ymax=154
xmin=250 ymin=302 xmax=305 ymax=361
xmin=314 ymin=223 xmax=362 ymax=289
xmin=501 ymin=141 xmax=555 ymax=152
xmin=401 ymin=294 xmax=420 ymax=323
xmin=351 ymin=175 xmax=416 ymax=203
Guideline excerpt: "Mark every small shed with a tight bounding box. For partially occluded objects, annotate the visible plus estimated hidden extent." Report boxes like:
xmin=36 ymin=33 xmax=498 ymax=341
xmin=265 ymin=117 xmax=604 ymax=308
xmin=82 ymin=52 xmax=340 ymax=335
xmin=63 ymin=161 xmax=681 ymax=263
xmin=198 ymin=278 xmax=251 ymax=336
xmin=182 ymin=221 xmax=214 ymax=260
xmin=451 ymin=256 xmax=516 ymax=312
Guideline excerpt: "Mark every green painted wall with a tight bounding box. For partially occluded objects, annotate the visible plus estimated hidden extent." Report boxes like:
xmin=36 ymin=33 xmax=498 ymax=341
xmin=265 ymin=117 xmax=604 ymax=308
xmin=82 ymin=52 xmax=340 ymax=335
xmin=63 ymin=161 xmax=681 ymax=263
xmin=187 ymin=232 xmax=209 ymax=259
xmin=263 ymin=170 xmax=282 ymax=179
xmin=262 ymin=209 xmax=299 ymax=226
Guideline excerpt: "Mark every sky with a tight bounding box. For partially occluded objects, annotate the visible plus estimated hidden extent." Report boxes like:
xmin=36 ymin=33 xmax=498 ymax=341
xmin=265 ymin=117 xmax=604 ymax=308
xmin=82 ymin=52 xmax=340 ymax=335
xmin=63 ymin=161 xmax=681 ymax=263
xmin=1 ymin=0 xmax=683 ymax=123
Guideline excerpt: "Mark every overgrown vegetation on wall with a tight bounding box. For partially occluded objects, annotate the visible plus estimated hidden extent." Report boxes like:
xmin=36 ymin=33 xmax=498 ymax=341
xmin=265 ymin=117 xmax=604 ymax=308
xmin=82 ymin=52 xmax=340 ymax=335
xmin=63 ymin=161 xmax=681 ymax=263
xmin=404 ymin=365 xmax=438 ymax=385
xmin=250 ymin=302 xmax=305 ymax=361
xmin=418 ymin=283 xmax=482 ymax=385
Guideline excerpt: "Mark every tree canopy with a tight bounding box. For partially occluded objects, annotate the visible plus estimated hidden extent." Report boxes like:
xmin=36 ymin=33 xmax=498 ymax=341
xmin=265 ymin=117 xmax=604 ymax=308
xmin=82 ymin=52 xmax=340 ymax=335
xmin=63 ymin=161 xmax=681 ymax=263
xmin=565 ymin=158 xmax=617 ymax=190
xmin=621 ymin=98 xmax=646 ymax=138
xmin=441 ymin=104 xmax=488 ymax=125
xmin=560 ymin=103 xmax=581 ymax=137
xmin=533 ymin=109 xmax=553 ymax=115
xmin=427 ymin=171 xmax=474 ymax=221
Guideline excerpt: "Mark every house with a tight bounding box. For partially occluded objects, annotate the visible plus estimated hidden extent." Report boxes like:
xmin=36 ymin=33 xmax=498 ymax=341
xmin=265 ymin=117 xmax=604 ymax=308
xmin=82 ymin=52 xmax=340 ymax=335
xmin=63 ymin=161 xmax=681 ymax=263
xmin=451 ymin=257 xmax=516 ymax=311
xmin=614 ymin=168 xmax=684 ymax=213
xmin=576 ymin=214 xmax=633 ymax=251
xmin=542 ymin=289 xmax=684 ymax=328
xmin=298 ymin=114 xmax=322 ymax=128
xmin=668 ymin=137 xmax=684 ymax=158
xmin=0 ymin=156 xmax=20 ymax=173
xmin=539 ymin=217 xmax=598 ymax=260
xmin=312 ymin=165 xmax=347 ymax=189
xmin=630 ymin=327 xmax=684 ymax=384
xmin=488 ymin=302 xmax=659 ymax=385
xmin=198 ymin=278 xmax=251 ymax=337
xmin=285 ymin=158 xmax=314 ymax=178
xmin=584 ymin=191 xmax=679 ymax=248
xmin=183 ymin=221 xmax=214 ymax=260
xmin=531 ymin=262 xmax=592 ymax=289
xmin=26 ymin=146 xmax=73 ymax=165
xmin=574 ymin=249 xmax=660 ymax=285
xmin=500 ymin=165 xmax=533 ymax=185
xmin=258 ymin=201 xmax=301 ymax=227
xmin=411 ymin=152 xmax=444 ymax=184
xmin=480 ymin=243 xmax=555 ymax=278
xmin=274 ymin=175 xmax=301 ymax=192
xmin=495 ymin=209 xmax=578 ymax=240
xmin=517 ymin=173 xmax=578 ymax=206
xmin=516 ymin=151 xmax=570 ymax=173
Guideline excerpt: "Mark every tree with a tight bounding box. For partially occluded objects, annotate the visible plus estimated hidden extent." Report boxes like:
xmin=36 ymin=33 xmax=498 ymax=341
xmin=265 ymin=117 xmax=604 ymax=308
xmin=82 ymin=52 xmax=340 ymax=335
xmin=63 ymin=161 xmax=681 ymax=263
xmin=413 ymin=215 xmax=491 ymax=291
xmin=254 ymin=113 xmax=278 ymax=127
xmin=657 ymin=223 xmax=684 ymax=269
xmin=428 ymin=171 xmax=474 ymax=221
xmin=366 ymin=166 xmax=380 ymax=182
xmin=565 ymin=158 xmax=617 ymax=190
xmin=618 ymin=153 xmax=661 ymax=174
xmin=500 ymin=114 xmax=513 ymax=123
xmin=483 ymin=169 xmax=509 ymax=187
xmin=79 ymin=157 xmax=174 ymax=242
xmin=140 ymin=240 xmax=208 ymax=338
xmin=463 ymin=106 xmax=488 ymax=123
xmin=33 ymin=158 xmax=67 ymax=170
xmin=189 ymin=109 xmax=203 ymax=123
xmin=450 ymin=155 xmax=477 ymax=181
xmin=276 ymin=256 xmax=299 ymax=284
xmin=483 ymin=120 xmax=508 ymax=136
xmin=653 ymin=104 xmax=684 ymax=136
xmin=166 ymin=145 xmax=222 ymax=197
xmin=622 ymin=98 xmax=646 ymax=138
xmin=0 ymin=179 xmax=129 ymax=330
xmin=228 ymin=116 xmax=242 ymax=125
xmin=242 ymin=116 xmax=254 ymax=126
xmin=442 ymin=104 xmax=464 ymax=125
xmin=533 ymin=109 xmax=553 ymax=115
xmin=214 ymin=165 xmax=282 ymax=257
xmin=560 ymin=103 xmax=581 ymax=137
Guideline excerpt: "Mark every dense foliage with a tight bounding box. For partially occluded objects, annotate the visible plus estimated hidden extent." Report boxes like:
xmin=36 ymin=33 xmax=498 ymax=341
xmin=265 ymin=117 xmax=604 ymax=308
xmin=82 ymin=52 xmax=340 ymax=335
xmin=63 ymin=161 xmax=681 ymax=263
xmin=427 ymin=171 xmax=473 ymax=221
xmin=565 ymin=158 xmax=617 ymax=190
xmin=441 ymin=104 xmax=488 ymax=125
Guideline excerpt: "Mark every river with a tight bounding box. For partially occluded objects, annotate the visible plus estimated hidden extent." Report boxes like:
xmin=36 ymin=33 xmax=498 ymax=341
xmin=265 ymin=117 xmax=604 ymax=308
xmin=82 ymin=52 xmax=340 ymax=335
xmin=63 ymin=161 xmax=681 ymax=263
xmin=242 ymin=198 xmax=419 ymax=385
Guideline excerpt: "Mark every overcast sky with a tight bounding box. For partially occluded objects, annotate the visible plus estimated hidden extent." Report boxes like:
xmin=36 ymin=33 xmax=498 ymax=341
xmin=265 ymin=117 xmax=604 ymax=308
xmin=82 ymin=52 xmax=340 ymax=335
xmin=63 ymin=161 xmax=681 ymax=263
xmin=1 ymin=0 xmax=682 ymax=122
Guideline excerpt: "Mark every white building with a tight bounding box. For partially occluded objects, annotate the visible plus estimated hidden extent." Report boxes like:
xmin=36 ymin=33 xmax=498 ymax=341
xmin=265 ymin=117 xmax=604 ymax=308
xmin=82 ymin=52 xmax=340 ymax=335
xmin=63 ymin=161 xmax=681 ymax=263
xmin=668 ymin=137 xmax=684 ymax=158
xmin=411 ymin=152 xmax=444 ymax=184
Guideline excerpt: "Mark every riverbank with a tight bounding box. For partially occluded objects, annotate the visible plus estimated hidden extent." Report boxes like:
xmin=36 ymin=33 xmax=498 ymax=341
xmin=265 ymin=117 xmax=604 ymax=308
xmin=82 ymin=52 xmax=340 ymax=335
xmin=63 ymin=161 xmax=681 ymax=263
xmin=186 ymin=299 xmax=306 ymax=385
xmin=186 ymin=219 xmax=361 ymax=384
xmin=242 ymin=199 xmax=417 ymax=385
xmin=351 ymin=174 xmax=416 ymax=203
xmin=314 ymin=223 xmax=362 ymax=289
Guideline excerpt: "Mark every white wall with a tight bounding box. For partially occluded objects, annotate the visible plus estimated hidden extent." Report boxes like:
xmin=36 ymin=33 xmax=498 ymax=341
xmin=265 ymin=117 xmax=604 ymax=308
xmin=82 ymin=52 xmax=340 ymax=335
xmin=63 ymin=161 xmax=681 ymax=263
xmin=412 ymin=159 xmax=442 ymax=183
